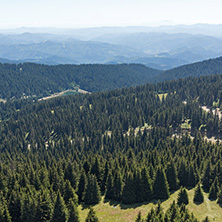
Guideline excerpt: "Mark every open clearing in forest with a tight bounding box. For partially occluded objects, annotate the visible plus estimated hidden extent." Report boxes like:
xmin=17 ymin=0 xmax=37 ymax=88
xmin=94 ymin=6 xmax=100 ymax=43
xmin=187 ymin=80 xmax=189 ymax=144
xmin=201 ymin=106 xmax=222 ymax=119
xmin=38 ymin=88 xmax=90 ymax=101
xmin=157 ymin=93 xmax=168 ymax=101
xmin=78 ymin=188 xmax=222 ymax=222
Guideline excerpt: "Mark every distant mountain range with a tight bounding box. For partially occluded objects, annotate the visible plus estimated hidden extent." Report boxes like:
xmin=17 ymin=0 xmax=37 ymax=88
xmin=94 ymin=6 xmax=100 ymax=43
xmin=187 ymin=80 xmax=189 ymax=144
xmin=0 ymin=24 xmax=222 ymax=69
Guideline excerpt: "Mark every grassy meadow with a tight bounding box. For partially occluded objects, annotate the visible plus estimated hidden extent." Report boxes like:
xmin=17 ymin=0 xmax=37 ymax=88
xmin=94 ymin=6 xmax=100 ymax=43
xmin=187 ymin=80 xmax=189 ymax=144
xmin=78 ymin=188 xmax=222 ymax=222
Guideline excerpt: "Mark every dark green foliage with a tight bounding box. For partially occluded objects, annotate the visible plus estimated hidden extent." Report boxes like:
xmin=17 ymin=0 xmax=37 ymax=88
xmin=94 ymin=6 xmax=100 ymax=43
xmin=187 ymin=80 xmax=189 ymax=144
xmin=51 ymin=192 xmax=68 ymax=222
xmin=85 ymin=207 xmax=99 ymax=222
xmin=193 ymin=184 xmax=204 ymax=203
xmin=67 ymin=200 xmax=79 ymax=222
xmin=0 ymin=199 xmax=12 ymax=222
xmin=0 ymin=63 xmax=160 ymax=99
xmin=153 ymin=167 xmax=170 ymax=200
xmin=166 ymin=161 xmax=178 ymax=191
xmin=209 ymin=177 xmax=219 ymax=200
xmin=177 ymin=187 xmax=189 ymax=206
xmin=8 ymin=191 xmax=22 ymax=222
xmin=202 ymin=161 xmax=212 ymax=192
xmin=63 ymin=180 xmax=78 ymax=205
xmin=105 ymin=172 xmax=114 ymax=200
xmin=35 ymin=189 xmax=53 ymax=222
xmin=145 ymin=201 xmax=198 ymax=222
xmin=77 ymin=171 xmax=87 ymax=203
xmin=1 ymin=65 xmax=222 ymax=218
xmin=122 ymin=173 xmax=137 ymax=204
xmin=217 ymin=186 xmax=222 ymax=204
xmin=84 ymin=174 xmax=101 ymax=205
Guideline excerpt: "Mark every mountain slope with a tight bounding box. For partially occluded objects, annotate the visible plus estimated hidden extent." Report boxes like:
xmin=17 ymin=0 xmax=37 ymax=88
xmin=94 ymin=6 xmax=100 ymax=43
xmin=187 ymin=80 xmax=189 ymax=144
xmin=161 ymin=57 xmax=222 ymax=81
xmin=0 ymin=63 xmax=161 ymax=99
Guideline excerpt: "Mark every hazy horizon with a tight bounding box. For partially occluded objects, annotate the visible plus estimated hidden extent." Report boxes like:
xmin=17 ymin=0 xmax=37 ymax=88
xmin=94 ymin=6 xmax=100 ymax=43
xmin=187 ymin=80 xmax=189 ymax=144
xmin=1 ymin=0 xmax=222 ymax=29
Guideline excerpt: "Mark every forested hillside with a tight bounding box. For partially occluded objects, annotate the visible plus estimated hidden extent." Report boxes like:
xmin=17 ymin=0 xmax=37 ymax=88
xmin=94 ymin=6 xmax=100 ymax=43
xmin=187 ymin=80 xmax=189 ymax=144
xmin=1 ymin=73 xmax=222 ymax=221
xmin=162 ymin=57 xmax=222 ymax=81
xmin=0 ymin=63 xmax=160 ymax=99
xmin=1 ymin=56 xmax=222 ymax=101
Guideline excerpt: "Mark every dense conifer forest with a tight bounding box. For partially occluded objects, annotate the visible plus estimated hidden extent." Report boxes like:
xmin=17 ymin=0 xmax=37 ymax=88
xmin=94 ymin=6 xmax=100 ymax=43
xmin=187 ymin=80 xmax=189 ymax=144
xmin=1 ymin=69 xmax=222 ymax=221
xmin=1 ymin=56 xmax=222 ymax=100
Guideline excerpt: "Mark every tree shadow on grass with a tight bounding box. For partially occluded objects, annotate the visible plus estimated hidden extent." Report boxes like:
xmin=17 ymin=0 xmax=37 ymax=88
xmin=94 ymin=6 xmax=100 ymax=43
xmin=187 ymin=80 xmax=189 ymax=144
xmin=193 ymin=201 xmax=204 ymax=205
xmin=104 ymin=198 xmax=162 ymax=210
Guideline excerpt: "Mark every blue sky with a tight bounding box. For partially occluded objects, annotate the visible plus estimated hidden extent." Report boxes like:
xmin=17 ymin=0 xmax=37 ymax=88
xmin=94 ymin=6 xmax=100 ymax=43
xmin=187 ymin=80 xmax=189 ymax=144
xmin=1 ymin=0 xmax=222 ymax=28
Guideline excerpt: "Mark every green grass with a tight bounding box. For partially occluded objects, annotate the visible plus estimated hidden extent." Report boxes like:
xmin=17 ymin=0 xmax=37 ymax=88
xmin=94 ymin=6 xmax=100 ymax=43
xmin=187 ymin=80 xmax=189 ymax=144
xmin=181 ymin=119 xmax=191 ymax=129
xmin=157 ymin=93 xmax=168 ymax=101
xmin=78 ymin=189 xmax=222 ymax=222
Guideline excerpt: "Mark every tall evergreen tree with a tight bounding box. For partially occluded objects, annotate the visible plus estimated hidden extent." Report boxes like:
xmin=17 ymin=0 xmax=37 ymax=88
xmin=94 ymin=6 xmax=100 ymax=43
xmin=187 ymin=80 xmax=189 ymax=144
xmin=153 ymin=167 xmax=170 ymax=200
xmin=67 ymin=200 xmax=79 ymax=222
xmin=36 ymin=189 xmax=53 ymax=222
xmin=166 ymin=161 xmax=178 ymax=191
xmin=177 ymin=187 xmax=189 ymax=206
xmin=77 ymin=171 xmax=87 ymax=204
xmin=51 ymin=192 xmax=68 ymax=222
xmin=193 ymin=184 xmax=204 ymax=203
xmin=85 ymin=207 xmax=99 ymax=222
xmin=84 ymin=174 xmax=101 ymax=205
xmin=63 ymin=180 xmax=78 ymax=205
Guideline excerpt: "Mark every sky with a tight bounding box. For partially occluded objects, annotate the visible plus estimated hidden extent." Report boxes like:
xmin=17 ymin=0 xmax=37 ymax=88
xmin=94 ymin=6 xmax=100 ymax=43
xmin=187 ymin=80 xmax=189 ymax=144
xmin=0 ymin=0 xmax=222 ymax=28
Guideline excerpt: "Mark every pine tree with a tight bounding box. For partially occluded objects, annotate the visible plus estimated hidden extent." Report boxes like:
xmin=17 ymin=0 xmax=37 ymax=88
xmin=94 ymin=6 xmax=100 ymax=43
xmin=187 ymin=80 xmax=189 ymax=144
xmin=202 ymin=161 xmax=212 ymax=192
xmin=77 ymin=171 xmax=87 ymax=203
xmin=166 ymin=162 xmax=178 ymax=191
xmin=85 ymin=207 xmax=99 ymax=222
xmin=112 ymin=171 xmax=123 ymax=201
xmin=105 ymin=172 xmax=114 ymax=199
xmin=84 ymin=174 xmax=101 ymax=205
xmin=67 ymin=200 xmax=79 ymax=222
xmin=177 ymin=187 xmax=189 ymax=206
xmin=217 ymin=185 xmax=222 ymax=205
xmin=209 ymin=177 xmax=219 ymax=200
xmin=153 ymin=167 xmax=170 ymax=200
xmin=0 ymin=199 xmax=12 ymax=222
xmin=63 ymin=180 xmax=78 ymax=205
xmin=8 ymin=190 xmax=22 ymax=222
xmin=21 ymin=193 xmax=36 ymax=222
xmin=51 ymin=191 xmax=68 ymax=222
xmin=36 ymin=189 xmax=53 ymax=222
xmin=122 ymin=173 xmax=136 ymax=204
xmin=193 ymin=184 xmax=204 ymax=203
xmin=140 ymin=168 xmax=152 ymax=201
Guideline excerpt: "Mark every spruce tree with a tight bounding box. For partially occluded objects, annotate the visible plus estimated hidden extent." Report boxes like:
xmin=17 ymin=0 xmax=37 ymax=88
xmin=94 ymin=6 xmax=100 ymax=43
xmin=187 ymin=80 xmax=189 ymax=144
xmin=51 ymin=191 xmax=68 ymax=222
xmin=202 ymin=161 xmax=211 ymax=192
xmin=140 ymin=167 xmax=152 ymax=201
xmin=112 ymin=171 xmax=123 ymax=201
xmin=153 ymin=167 xmax=170 ymax=200
xmin=85 ymin=207 xmax=99 ymax=222
xmin=193 ymin=184 xmax=204 ymax=203
xmin=77 ymin=171 xmax=87 ymax=203
xmin=217 ymin=185 xmax=222 ymax=205
xmin=105 ymin=172 xmax=114 ymax=199
xmin=122 ymin=173 xmax=136 ymax=204
xmin=63 ymin=180 xmax=78 ymax=205
xmin=166 ymin=162 xmax=178 ymax=191
xmin=84 ymin=174 xmax=101 ymax=205
xmin=209 ymin=177 xmax=219 ymax=200
xmin=177 ymin=187 xmax=189 ymax=206
xmin=67 ymin=200 xmax=79 ymax=222
xmin=35 ymin=189 xmax=53 ymax=222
